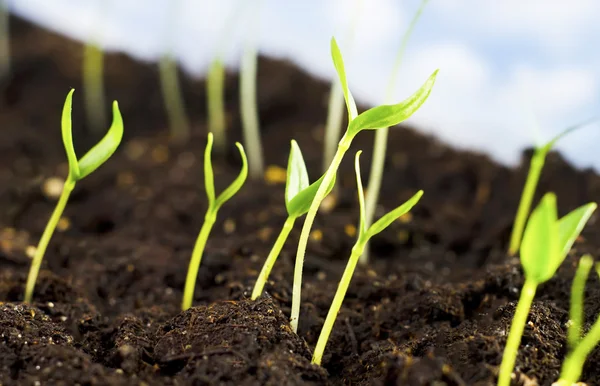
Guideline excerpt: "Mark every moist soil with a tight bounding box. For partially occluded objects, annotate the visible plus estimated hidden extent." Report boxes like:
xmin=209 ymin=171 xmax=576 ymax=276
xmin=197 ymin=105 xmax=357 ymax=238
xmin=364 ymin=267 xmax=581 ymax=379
xmin=1 ymin=15 xmax=600 ymax=386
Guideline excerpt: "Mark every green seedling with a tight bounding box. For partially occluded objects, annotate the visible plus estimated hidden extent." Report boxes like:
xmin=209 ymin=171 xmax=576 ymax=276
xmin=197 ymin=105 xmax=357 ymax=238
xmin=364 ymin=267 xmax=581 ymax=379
xmin=0 ymin=0 xmax=9 ymax=78
xmin=556 ymin=255 xmax=600 ymax=385
xmin=497 ymin=193 xmax=596 ymax=386
xmin=83 ymin=42 xmax=107 ymax=132
xmin=312 ymin=151 xmax=422 ymax=365
xmin=362 ymin=0 xmax=430 ymax=264
xmin=290 ymin=36 xmax=438 ymax=333
xmin=508 ymin=119 xmax=596 ymax=256
xmin=159 ymin=54 xmax=191 ymax=144
xmin=251 ymin=140 xmax=335 ymax=300
xmin=25 ymin=89 xmax=124 ymax=303
xmin=207 ymin=58 xmax=226 ymax=152
xmin=322 ymin=0 xmax=364 ymax=173
xmin=182 ymin=133 xmax=248 ymax=310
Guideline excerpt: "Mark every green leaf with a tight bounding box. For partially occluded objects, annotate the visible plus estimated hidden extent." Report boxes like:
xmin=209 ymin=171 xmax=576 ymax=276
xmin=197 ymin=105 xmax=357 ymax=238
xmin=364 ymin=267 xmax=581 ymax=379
xmin=286 ymin=172 xmax=336 ymax=219
xmin=214 ymin=142 xmax=249 ymax=210
xmin=354 ymin=151 xmax=367 ymax=237
xmin=61 ymin=89 xmax=80 ymax=180
xmin=285 ymin=140 xmax=310 ymax=212
xmin=204 ymin=133 xmax=216 ymax=205
xmin=539 ymin=117 xmax=598 ymax=155
xmin=77 ymin=101 xmax=124 ymax=179
xmin=520 ymin=193 xmax=559 ymax=283
xmin=330 ymin=37 xmax=358 ymax=121
xmin=365 ymin=190 xmax=423 ymax=240
xmin=556 ymin=202 xmax=597 ymax=262
xmin=348 ymin=70 xmax=438 ymax=137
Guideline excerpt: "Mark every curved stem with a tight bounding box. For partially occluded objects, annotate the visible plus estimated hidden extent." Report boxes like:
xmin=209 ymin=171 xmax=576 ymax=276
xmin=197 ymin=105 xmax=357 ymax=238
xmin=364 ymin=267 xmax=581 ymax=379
xmin=290 ymin=134 xmax=352 ymax=333
xmin=182 ymin=211 xmax=216 ymax=310
xmin=252 ymin=216 xmax=296 ymax=300
xmin=24 ymin=179 xmax=75 ymax=303
xmin=312 ymin=240 xmax=365 ymax=365
xmin=568 ymin=255 xmax=593 ymax=349
xmin=497 ymin=279 xmax=538 ymax=386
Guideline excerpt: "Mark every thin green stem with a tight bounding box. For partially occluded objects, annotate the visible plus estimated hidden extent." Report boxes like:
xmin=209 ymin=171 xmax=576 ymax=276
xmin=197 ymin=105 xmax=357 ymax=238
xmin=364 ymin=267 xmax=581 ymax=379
xmin=159 ymin=54 xmax=191 ymax=144
xmin=83 ymin=43 xmax=106 ymax=133
xmin=182 ymin=211 xmax=216 ymax=310
xmin=24 ymin=179 xmax=75 ymax=303
xmin=497 ymin=279 xmax=538 ymax=386
xmin=207 ymin=58 xmax=227 ymax=153
xmin=569 ymin=255 xmax=593 ymax=349
xmin=322 ymin=84 xmax=345 ymax=172
xmin=252 ymin=216 xmax=296 ymax=300
xmin=508 ymin=150 xmax=546 ymax=255
xmin=291 ymin=133 xmax=353 ymax=333
xmin=312 ymin=240 xmax=365 ymax=365
xmin=239 ymin=31 xmax=263 ymax=179
xmin=361 ymin=0 xmax=430 ymax=265
xmin=559 ymin=314 xmax=600 ymax=384
xmin=0 ymin=0 xmax=9 ymax=79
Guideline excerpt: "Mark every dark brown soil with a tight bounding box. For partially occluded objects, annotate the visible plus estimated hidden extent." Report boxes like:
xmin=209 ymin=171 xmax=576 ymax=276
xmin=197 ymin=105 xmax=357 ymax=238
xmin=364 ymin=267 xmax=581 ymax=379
xmin=1 ymin=15 xmax=600 ymax=386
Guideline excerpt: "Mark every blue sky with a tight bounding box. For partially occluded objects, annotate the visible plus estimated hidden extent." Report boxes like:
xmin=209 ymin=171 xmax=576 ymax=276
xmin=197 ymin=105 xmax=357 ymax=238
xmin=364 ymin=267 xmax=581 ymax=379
xmin=9 ymin=0 xmax=600 ymax=169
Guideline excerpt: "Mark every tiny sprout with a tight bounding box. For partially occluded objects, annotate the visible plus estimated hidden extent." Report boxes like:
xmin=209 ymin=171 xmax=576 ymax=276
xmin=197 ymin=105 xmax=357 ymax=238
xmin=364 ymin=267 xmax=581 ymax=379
xmin=25 ymin=89 xmax=124 ymax=303
xmin=182 ymin=133 xmax=248 ymax=310
xmin=498 ymin=193 xmax=596 ymax=386
xmin=251 ymin=140 xmax=334 ymax=300
xmin=159 ymin=54 xmax=191 ymax=144
xmin=508 ymin=118 xmax=596 ymax=256
xmin=555 ymin=255 xmax=600 ymax=385
xmin=311 ymin=151 xmax=422 ymax=365
xmin=290 ymin=36 xmax=437 ymax=333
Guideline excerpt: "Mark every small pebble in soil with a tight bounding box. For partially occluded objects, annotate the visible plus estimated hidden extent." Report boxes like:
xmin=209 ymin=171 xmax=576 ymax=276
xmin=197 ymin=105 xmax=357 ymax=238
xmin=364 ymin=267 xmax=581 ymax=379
xmin=42 ymin=176 xmax=64 ymax=199
xmin=397 ymin=212 xmax=413 ymax=223
xmin=344 ymin=224 xmax=357 ymax=237
xmin=25 ymin=245 xmax=36 ymax=258
xmin=310 ymin=229 xmax=323 ymax=242
xmin=151 ymin=145 xmax=169 ymax=164
xmin=264 ymin=165 xmax=286 ymax=185
xmin=320 ymin=194 xmax=337 ymax=213
xmin=57 ymin=217 xmax=70 ymax=231
xmin=117 ymin=171 xmax=135 ymax=187
xmin=223 ymin=219 xmax=236 ymax=234
xmin=125 ymin=140 xmax=147 ymax=160
xmin=257 ymin=227 xmax=273 ymax=242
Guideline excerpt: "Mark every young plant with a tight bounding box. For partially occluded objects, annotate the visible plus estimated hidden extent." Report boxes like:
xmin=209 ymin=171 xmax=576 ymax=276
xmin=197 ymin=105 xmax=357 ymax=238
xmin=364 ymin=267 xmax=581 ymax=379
xmin=207 ymin=57 xmax=227 ymax=152
xmin=290 ymin=37 xmax=438 ymax=332
xmin=322 ymin=0 xmax=364 ymax=173
xmin=312 ymin=151 xmax=423 ymax=365
xmin=239 ymin=0 xmax=264 ymax=180
xmin=83 ymin=42 xmax=107 ymax=133
xmin=497 ymin=193 xmax=596 ymax=386
xmin=25 ymin=89 xmax=124 ymax=303
xmin=182 ymin=133 xmax=248 ymax=310
xmin=362 ymin=0 xmax=430 ymax=264
xmin=508 ymin=119 xmax=596 ymax=256
xmin=555 ymin=255 xmax=600 ymax=385
xmin=251 ymin=140 xmax=334 ymax=300
xmin=159 ymin=54 xmax=191 ymax=144
xmin=0 ymin=0 xmax=9 ymax=79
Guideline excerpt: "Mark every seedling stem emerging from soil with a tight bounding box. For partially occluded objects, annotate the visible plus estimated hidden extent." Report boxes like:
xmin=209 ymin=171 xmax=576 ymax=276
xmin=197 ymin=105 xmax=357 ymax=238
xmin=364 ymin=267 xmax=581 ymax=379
xmin=159 ymin=54 xmax=191 ymax=144
xmin=362 ymin=0 xmax=430 ymax=264
xmin=498 ymin=193 xmax=596 ymax=386
xmin=24 ymin=89 xmax=124 ymax=304
xmin=290 ymin=37 xmax=438 ymax=333
xmin=207 ymin=58 xmax=227 ymax=152
xmin=252 ymin=140 xmax=334 ymax=300
xmin=508 ymin=119 xmax=595 ymax=256
xmin=0 ymin=0 xmax=9 ymax=78
xmin=312 ymin=151 xmax=422 ymax=365
xmin=83 ymin=42 xmax=107 ymax=133
xmin=182 ymin=133 xmax=248 ymax=310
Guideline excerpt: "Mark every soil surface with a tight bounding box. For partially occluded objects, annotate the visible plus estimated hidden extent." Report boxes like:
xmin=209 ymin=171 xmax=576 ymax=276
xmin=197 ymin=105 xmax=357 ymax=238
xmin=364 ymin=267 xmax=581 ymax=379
xmin=1 ymin=15 xmax=600 ymax=386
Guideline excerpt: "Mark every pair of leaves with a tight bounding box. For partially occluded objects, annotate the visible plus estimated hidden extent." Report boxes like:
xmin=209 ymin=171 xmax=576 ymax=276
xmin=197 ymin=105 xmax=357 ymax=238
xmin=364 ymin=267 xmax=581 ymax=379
xmin=285 ymin=140 xmax=335 ymax=218
xmin=521 ymin=193 xmax=597 ymax=284
xmin=354 ymin=151 xmax=423 ymax=241
xmin=204 ymin=132 xmax=248 ymax=211
xmin=329 ymin=37 xmax=438 ymax=138
xmin=62 ymin=89 xmax=124 ymax=181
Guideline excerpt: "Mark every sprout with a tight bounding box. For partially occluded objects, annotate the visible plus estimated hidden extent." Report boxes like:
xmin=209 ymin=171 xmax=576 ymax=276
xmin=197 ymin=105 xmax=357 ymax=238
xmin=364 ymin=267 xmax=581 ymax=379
xmin=555 ymin=255 xmax=600 ymax=385
xmin=290 ymin=37 xmax=437 ymax=333
xmin=207 ymin=58 xmax=227 ymax=152
xmin=24 ymin=89 xmax=124 ymax=303
xmin=311 ymin=151 xmax=422 ymax=365
xmin=159 ymin=54 xmax=191 ymax=144
xmin=362 ymin=0 xmax=430 ymax=265
xmin=0 ymin=0 xmax=9 ymax=78
xmin=508 ymin=119 xmax=596 ymax=256
xmin=182 ymin=133 xmax=248 ymax=310
xmin=251 ymin=140 xmax=334 ymax=300
xmin=497 ymin=193 xmax=596 ymax=386
xmin=82 ymin=42 xmax=107 ymax=133
xmin=239 ymin=0 xmax=264 ymax=179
